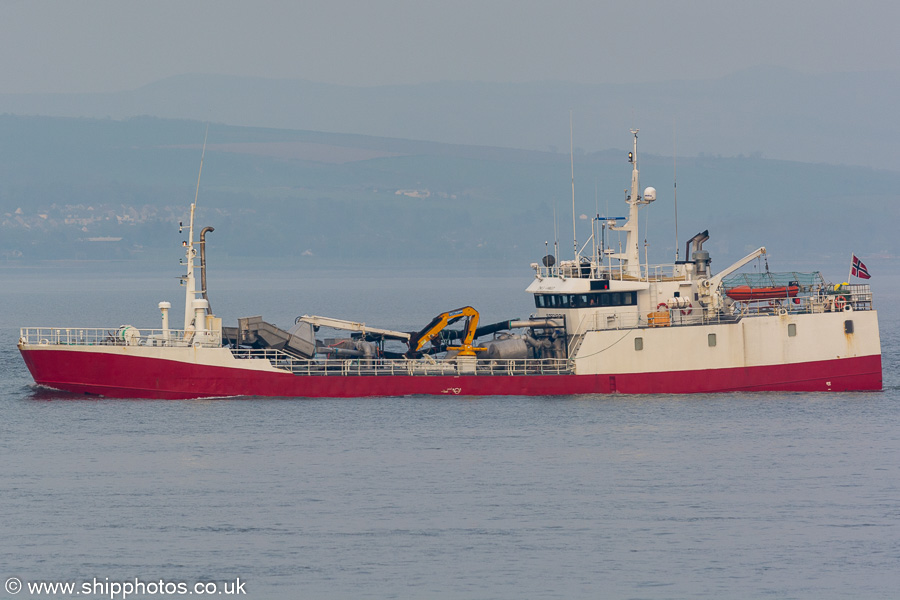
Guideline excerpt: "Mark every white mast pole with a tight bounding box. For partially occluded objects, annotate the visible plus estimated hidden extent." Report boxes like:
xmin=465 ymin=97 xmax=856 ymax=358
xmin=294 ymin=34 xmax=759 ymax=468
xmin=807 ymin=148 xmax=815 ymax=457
xmin=570 ymin=110 xmax=577 ymax=261
xmin=184 ymin=125 xmax=209 ymax=331
xmin=553 ymin=203 xmax=559 ymax=270
xmin=593 ymin=179 xmax=599 ymax=276
xmin=673 ymin=122 xmax=679 ymax=262
xmin=609 ymin=129 xmax=643 ymax=278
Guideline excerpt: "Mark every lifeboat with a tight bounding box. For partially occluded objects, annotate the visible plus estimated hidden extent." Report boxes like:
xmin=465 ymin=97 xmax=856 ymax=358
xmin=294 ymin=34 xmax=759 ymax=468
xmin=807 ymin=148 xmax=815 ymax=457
xmin=726 ymin=285 xmax=799 ymax=301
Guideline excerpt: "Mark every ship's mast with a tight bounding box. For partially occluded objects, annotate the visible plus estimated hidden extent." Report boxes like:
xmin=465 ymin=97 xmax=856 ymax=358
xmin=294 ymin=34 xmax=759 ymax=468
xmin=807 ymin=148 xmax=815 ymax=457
xmin=570 ymin=111 xmax=577 ymax=261
xmin=183 ymin=206 xmax=197 ymax=331
xmin=609 ymin=129 xmax=644 ymax=278
xmin=183 ymin=127 xmax=208 ymax=330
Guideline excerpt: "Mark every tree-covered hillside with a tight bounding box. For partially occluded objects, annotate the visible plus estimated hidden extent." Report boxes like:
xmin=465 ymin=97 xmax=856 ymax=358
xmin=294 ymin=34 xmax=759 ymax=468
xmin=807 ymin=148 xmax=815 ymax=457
xmin=0 ymin=115 xmax=896 ymax=269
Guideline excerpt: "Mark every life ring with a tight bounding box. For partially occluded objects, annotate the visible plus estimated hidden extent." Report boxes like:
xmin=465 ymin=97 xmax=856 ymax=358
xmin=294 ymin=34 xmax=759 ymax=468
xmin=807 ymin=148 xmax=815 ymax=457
xmin=680 ymin=302 xmax=693 ymax=316
xmin=834 ymin=295 xmax=847 ymax=311
xmin=657 ymin=302 xmax=668 ymax=311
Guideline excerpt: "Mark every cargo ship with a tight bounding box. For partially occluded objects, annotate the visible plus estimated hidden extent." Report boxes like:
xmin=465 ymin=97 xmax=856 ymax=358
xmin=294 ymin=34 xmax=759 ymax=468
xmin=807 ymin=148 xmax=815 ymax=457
xmin=18 ymin=131 xmax=882 ymax=398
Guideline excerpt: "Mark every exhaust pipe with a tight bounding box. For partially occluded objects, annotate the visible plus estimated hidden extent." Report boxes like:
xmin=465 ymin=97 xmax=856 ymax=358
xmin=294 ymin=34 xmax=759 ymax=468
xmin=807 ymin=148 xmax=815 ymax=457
xmin=200 ymin=226 xmax=215 ymax=314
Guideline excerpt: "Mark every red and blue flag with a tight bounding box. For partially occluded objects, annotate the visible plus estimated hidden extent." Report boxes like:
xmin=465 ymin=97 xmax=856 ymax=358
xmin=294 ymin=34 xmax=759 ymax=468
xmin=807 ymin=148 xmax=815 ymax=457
xmin=851 ymin=254 xmax=871 ymax=279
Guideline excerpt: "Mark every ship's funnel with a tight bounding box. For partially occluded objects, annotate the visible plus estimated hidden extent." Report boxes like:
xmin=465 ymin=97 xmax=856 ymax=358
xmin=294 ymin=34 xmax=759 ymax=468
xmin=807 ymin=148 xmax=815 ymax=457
xmin=686 ymin=230 xmax=710 ymax=258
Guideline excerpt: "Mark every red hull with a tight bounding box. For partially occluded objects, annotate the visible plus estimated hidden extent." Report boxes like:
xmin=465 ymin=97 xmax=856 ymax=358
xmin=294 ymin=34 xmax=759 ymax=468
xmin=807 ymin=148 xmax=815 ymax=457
xmin=19 ymin=348 xmax=883 ymax=399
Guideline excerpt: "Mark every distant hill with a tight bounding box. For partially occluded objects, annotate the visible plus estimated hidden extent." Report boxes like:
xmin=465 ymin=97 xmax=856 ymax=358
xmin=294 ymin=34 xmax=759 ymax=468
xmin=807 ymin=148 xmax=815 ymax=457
xmin=1 ymin=67 xmax=899 ymax=170
xmin=0 ymin=114 xmax=897 ymax=274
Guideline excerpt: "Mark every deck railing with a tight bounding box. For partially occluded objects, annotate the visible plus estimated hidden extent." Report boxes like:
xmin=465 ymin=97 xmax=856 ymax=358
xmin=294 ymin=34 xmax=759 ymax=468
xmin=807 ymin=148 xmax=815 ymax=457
xmin=19 ymin=328 xmax=573 ymax=376
xmin=229 ymin=348 xmax=574 ymax=377
xmin=563 ymin=288 xmax=875 ymax=339
xmin=532 ymin=261 xmax=687 ymax=282
xmin=729 ymin=286 xmax=874 ymax=317
xmin=19 ymin=327 xmax=223 ymax=348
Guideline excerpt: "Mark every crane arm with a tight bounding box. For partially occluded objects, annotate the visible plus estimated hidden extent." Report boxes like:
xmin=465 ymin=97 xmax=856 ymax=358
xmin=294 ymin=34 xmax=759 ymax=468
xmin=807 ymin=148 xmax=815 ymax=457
xmin=297 ymin=315 xmax=410 ymax=341
xmin=702 ymin=247 xmax=767 ymax=291
xmin=697 ymin=246 xmax=767 ymax=311
xmin=408 ymin=306 xmax=485 ymax=357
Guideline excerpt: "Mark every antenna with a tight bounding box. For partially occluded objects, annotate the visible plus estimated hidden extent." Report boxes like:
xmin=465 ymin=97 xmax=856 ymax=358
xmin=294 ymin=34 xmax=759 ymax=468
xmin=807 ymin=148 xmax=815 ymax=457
xmin=553 ymin=202 xmax=559 ymax=268
xmin=605 ymin=181 xmax=611 ymax=271
xmin=673 ymin=121 xmax=679 ymax=262
xmin=570 ymin=110 xmax=577 ymax=261
xmin=189 ymin=123 xmax=209 ymax=245
xmin=644 ymin=206 xmax=650 ymax=279
xmin=593 ymin=179 xmax=599 ymax=265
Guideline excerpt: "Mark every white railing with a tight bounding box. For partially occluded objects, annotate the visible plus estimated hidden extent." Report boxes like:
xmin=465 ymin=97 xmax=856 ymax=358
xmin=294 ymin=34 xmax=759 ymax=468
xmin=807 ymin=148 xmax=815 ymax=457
xmin=229 ymin=348 xmax=574 ymax=377
xmin=567 ymin=309 xmax=733 ymax=347
xmin=569 ymin=310 xmax=697 ymax=337
xmin=532 ymin=261 xmax=688 ymax=282
xmin=19 ymin=327 xmax=223 ymax=348
xmin=729 ymin=287 xmax=875 ymax=317
xmin=835 ymin=285 xmax=874 ymax=310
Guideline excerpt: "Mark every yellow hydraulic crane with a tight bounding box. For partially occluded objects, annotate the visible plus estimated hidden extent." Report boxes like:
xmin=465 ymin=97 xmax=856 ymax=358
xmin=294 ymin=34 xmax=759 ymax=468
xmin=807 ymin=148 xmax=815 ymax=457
xmin=407 ymin=306 xmax=486 ymax=358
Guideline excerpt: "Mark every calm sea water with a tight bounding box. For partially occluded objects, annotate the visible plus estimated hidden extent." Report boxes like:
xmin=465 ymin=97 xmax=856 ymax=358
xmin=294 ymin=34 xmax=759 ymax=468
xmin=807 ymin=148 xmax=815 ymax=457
xmin=2 ymin=260 xmax=898 ymax=600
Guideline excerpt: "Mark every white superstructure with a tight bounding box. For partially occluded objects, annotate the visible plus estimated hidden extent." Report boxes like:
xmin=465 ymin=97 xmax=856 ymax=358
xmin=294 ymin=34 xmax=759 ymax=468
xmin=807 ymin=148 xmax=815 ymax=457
xmin=527 ymin=130 xmax=880 ymax=388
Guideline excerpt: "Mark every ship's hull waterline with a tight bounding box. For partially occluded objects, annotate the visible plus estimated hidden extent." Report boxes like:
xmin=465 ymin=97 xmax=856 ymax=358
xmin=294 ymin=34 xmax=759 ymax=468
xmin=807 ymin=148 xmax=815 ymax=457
xmin=20 ymin=347 xmax=881 ymax=399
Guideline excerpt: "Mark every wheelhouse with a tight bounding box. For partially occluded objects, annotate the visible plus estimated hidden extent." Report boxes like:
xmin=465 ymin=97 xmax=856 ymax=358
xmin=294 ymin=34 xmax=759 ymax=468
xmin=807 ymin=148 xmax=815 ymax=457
xmin=534 ymin=291 xmax=638 ymax=309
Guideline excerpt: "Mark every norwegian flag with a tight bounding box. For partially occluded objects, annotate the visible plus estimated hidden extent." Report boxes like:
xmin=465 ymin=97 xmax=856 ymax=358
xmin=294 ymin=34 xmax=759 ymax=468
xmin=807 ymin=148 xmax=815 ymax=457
xmin=851 ymin=254 xmax=871 ymax=279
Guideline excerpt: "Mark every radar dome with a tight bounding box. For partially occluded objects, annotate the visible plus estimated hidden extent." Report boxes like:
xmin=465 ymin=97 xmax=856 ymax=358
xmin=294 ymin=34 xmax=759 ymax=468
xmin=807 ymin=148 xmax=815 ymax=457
xmin=643 ymin=187 xmax=657 ymax=202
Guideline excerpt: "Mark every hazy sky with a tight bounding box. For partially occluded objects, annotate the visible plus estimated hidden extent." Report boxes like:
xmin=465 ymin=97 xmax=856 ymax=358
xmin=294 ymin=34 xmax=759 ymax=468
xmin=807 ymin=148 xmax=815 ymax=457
xmin=3 ymin=0 xmax=898 ymax=94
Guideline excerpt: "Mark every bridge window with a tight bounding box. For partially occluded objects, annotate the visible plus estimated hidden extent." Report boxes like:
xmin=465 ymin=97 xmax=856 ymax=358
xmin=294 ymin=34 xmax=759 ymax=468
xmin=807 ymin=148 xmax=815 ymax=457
xmin=534 ymin=291 xmax=637 ymax=309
